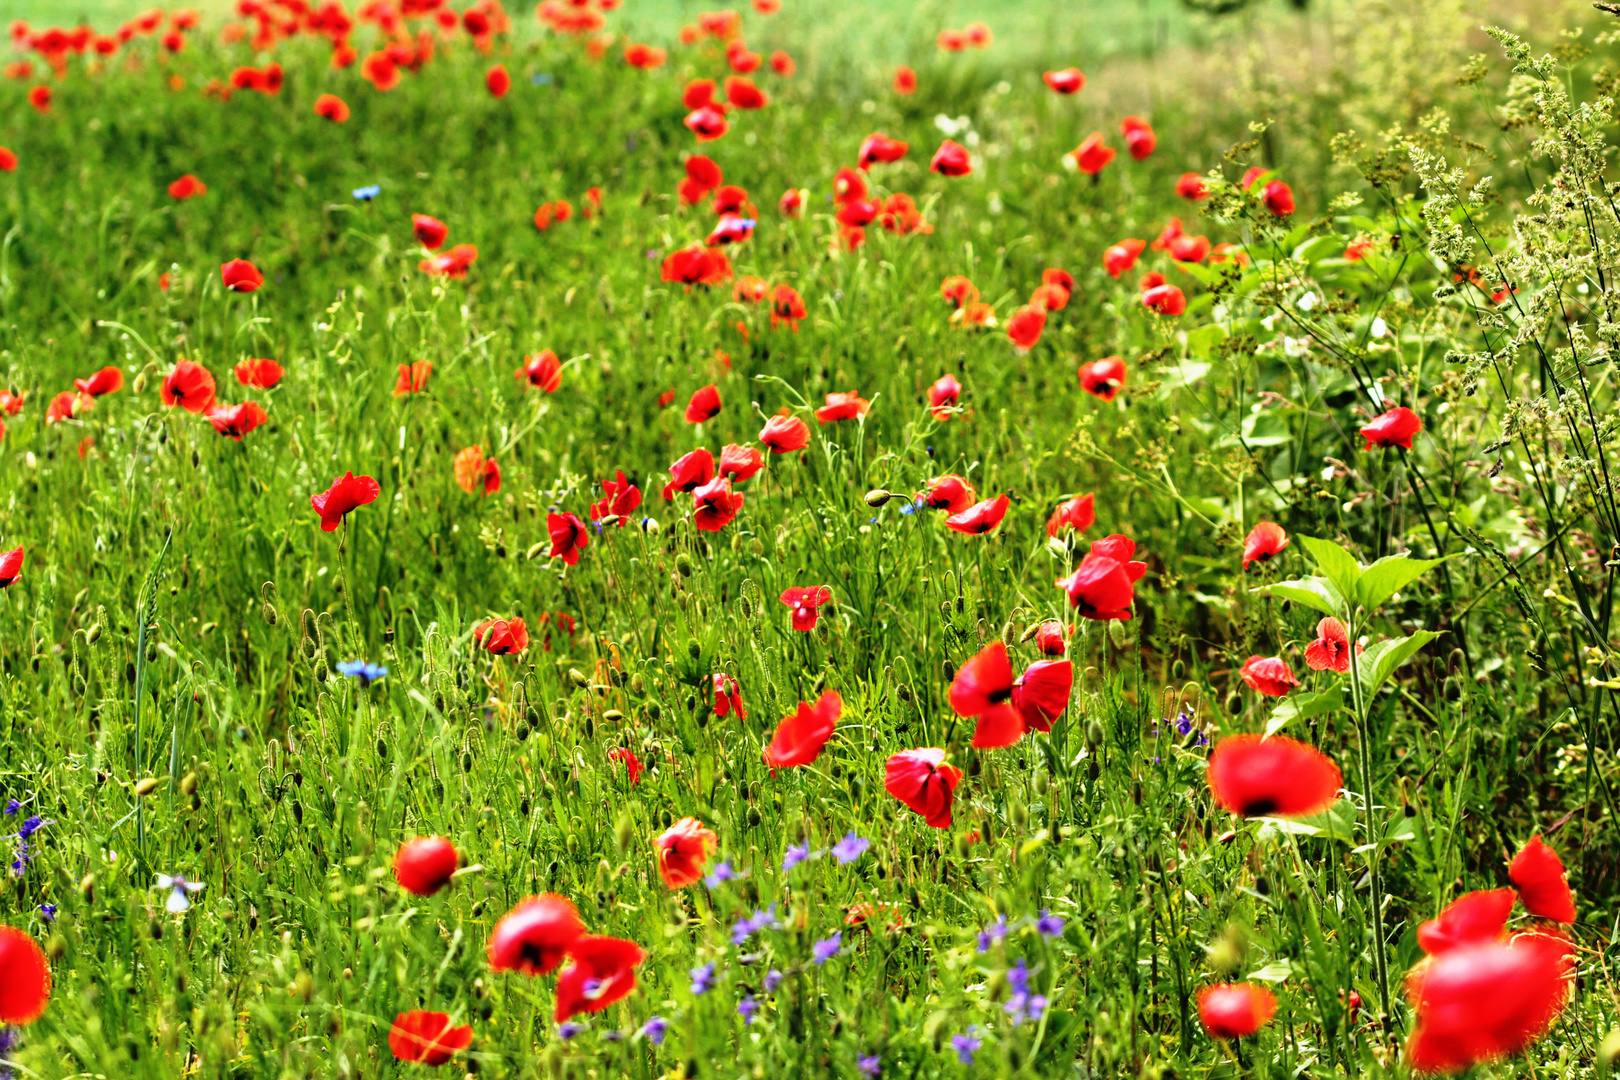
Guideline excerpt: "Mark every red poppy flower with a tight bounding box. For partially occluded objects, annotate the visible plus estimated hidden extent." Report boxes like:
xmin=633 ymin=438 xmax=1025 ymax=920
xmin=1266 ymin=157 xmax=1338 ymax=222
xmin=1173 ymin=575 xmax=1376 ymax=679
xmin=885 ymin=748 xmax=961 ymax=828
xmin=1417 ymin=890 xmax=1514 ymax=956
xmin=161 ymin=360 xmax=217 ymax=412
xmin=388 ymin=1010 xmax=472 ymax=1065
xmin=1034 ymin=620 xmax=1067 ymax=656
xmin=893 ymin=65 xmax=917 ymax=94
xmin=706 ymin=215 xmax=754 ymax=246
xmin=1169 ymin=233 xmax=1212 ymax=263
xmin=1006 ymin=306 xmax=1047 ymax=351
xmin=0 ymin=147 xmax=16 ymax=173
xmin=394 ymin=359 xmax=432 ymax=396
xmin=879 ymin=193 xmax=932 ymax=235
xmin=1198 ymin=983 xmax=1276 ymax=1040
xmin=1071 ymin=133 xmax=1115 ymax=175
xmin=1176 ymin=172 xmax=1208 ymax=200
xmin=45 ymin=392 xmax=79 ymax=424
xmin=828 ymin=168 xmax=866 ymax=207
xmin=759 ymin=410 xmax=810 ymax=453
xmin=712 ymin=184 xmax=752 ymax=217
xmin=1078 ymin=357 xmax=1127 ymax=402
xmin=780 ymin=585 xmax=831 ymax=631
xmin=453 ymin=445 xmax=501 ymax=496
xmin=724 ymin=75 xmax=767 ymax=109
xmin=205 ymin=401 xmax=269 ymax=441
xmin=1043 ymin=265 xmax=1076 ymax=292
xmin=1046 ymin=493 xmax=1095 ymax=537
xmin=233 ymin=358 xmax=284 ymax=389
xmin=930 ymin=139 xmax=972 ymax=177
xmin=655 ymin=817 xmax=717 ymax=888
xmin=168 ymin=173 xmax=207 ymax=200
xmin=554 ymin=935 xmax=646 ymax=1023
xmin=921 ymin=474 xmax=975 ymax=515
xmin=313 ymin=92 xmax=350 ymax=122
xmin=707 ymin=672 xmax=747 ymax=720
xmin=937 ymin=28 xmax=967 ymax=50
xmin=946 ymin=494 xmax=1010 ymax=536
xmin=0 ymin=924 xmax=50 ymax=1024
xmin=1263 ymin=180 xmax=1295 ymax=217
xmin=1304 ymin=617 xmax=1355 ymax=673
xmin=929 ymin=373 xmax=962 ymax=420
xmin=220 ymin=258 xmax=263 ymax=292
xmin=487 ymin=894 xmax=585 ymax=975
xmin=1143 ymin=284 xmax=1187 ymax=315
xmin=482 ymin=63 xmax=510 ymax=96
xmin=1103 ymin=239 xmax=1145 ymax=279
xmin=311 ymin=472 xmax=380 ymax=531
xmin=1150 ymin=217 xmax=1184 ymax=252
xmin=950 ymin=642 xmax=1023 ymax=748
xmin=685 ymin=104 xmax=730 ymax=141
xmin=472 ymin=617 xmax=527 ymax=655
xmin=589 ymin=471 xmax=641 ymax=525
xmin=393 ymin=836 xmax=458 ymax=897
xmin=727 ymin=45 xmax=762 ymax=74
xmin=1237 ymin=523 xmax=1288 ymax=570
xmin=1207 ymin=733 xmax=1342 ymax=817
xmin=769 ymin=49 xmax=794 ymax=75
xmin=546 ymin=512 xmax=589 ymax=565
xmin=661 ymin=244 xmax=732 ymax=288
xmin=691 ymin=476 xmax=744 ymax=531
xmin=1359 ymin=406 xmax=1422 ymax=450
xmin=517 ymin=350 xmax=562 ymax=392
xmin=74 ymin=366 xmax=124 ymax=397
xmin=1056 ymin=553 xmax=1135 ymax=621
xmin=27 ymin=85 xmax=50 ymax=112
xmin=1404 ymin=930 xmax=1573 ymax=1074
xmin=763 ymin=689 xmax=840 ymax=767
xmin=662 ymin=448 xmax=715 ymax=499
xmin=683 ymin=78 xmax=718 ymax=110
xmin=964 ymin=21 xmax=991 ymax=45
xmin=0 ymin=391 xmax=21 ymax=416
xmin=814 ymin=391 xmax=869 ymax=423
xmin=1240 ymin=655 xmax=1299 ymax=697
xmin=778 ymin=187 xmax=805 ymax=216
xmin=858 ymin=132 xmax=909 ymax=170
xmin=0 ymin=546 xmax=23 ymax=588
xmin=412 ymin=214 xmax=449 ymax=250
xmin=608 ymin=746 xmax=644 ymax=784
xmin=940 ymin=275 xmax=979 ymax=309
xmin=770 ymin=284 xmax=806 ymax=330
xmin=1509 ymin=836 xmax=1576 ymax=924
xmin=719 ymin=443 xmax=764 ymax=481
xmin=624 ymin=41 xmax=665 ymax=68
xmin=1120 ymin=115 xmax=1156 ymax=160
xmin=684 ymin=385 xmax=721 ymax=424
xmin=1043 ymin=67 xmax=1084 ymax=94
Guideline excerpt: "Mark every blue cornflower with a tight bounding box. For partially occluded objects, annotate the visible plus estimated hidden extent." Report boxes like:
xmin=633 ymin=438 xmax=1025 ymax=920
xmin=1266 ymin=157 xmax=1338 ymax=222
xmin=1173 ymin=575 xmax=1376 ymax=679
xmin=704 ymin=861 xmax=738 ymax=888
xmin=637 ymin=1016 xmax=667 ymax=1045
xmin=335 ymin=660 xmax=387 ymax=687
xmin=557 ymin=1022 xmax=583 ymax=1040
xmin=1004 ymin=960 xmax=1047 ymax=1026
xmin=737 ymin=995 xmax=759 ymax=1024
xmin=531 ymin=72 xmax=554 ymax=85
xmin=1036 ymin=910 xmax=1065 ymax=938
xmin=812 ymin=932 xmax=842 ymax=966
xmin=857 ymin=1054 xmax=881 ymax=1078
xmin=1175 ymin=711 xmax=1194 ymax=736
xmin=782 ymin=841 xmax=813 ymax=872
xmin=689 ymin=963 xmax=716 ymax=996
xmin=730 ymin=915 xmax=755 ymax=946
xmin=38 ymin=904 xmax=56 ymax=923
xmin=601 ymin=1029 xmax=624 ymax=1043
xmin=352 ymin=185 xmax=380 ymax=201
xmin=951 ymin=1028 xmax=982 ymax=1065
xmin=898 ymin=497 xmax=921 ymax=516
xmin=831 ymin=831 xmax=869 ymax=866
xmin=763 ymin=969 xmax=783 ymax=993
xmin=976 ymin=914 xmax=1010 ymax=953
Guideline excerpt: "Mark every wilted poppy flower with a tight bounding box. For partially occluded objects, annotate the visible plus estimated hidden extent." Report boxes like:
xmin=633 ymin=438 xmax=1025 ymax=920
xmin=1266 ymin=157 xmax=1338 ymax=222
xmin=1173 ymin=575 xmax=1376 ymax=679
xmin=1304 ymin=617 xmax=1354 ymax=673
xmin=1034 ymin=620 xmax=1067 ymax=656
xmin=45 ymin=392 xmax=79 ymax=424
xmin=517 ymin=350 xmax=562 ymax=392
xmin=685 ymin=104 xmax=730 ymax=141
xmin=692 ymin=476 xmax=744 ymax=531
xmin=769 ymin=49 xmax=794 ymax=75
xmin=763 ymin=690 xmax=840 ymax=767
xmin=219 ymin=258 xmax=263 ymax=292
xmin=313 ymin=92 xmax=350 ymax=121
xmin=1071 ymin=133 xmax=1115 ymax=175
xmin=1078 ymin=357 xmax=1127 ymax=402
xmin=1262 ymin=181 xmax=1295 ymax=216
xmin=1143 ymin=283 xmax=1187 ymax=315
xmin=205 ymin=401 xmax=269 ymax=441
xmin=0 ymin=924 xmax=50 ymax=1024
xmin=1169 ymin=234 xmax=1212 ymax=263
xmin=393 ymin=836 xmax=458 ymax=897
xmin=663 ymin=448 xmax=715 ymax=499
xmin=1509 ymin=836 xmax=1576 ymax=924
xmin=1056 ymin=553 xmax=1135 ymax=621
xmin=759 ymin=410 xmax=810 ymax=453
xmin=546 ymin=512 xmax=589 ymax=565
xmin=1417 ymin=890 xmax=1514 ymax=956
xmin=168 ymin=173 xmax=207 ymax=200
xmin=780 ymin=585 xmax=831 ymax=631
xmin=487 ymin=894 xmax=585 ymax=975
xmin=412 ymin=214 xmax=449 ymax=250
xmin=685 ymin=385 xmax=722 ymax=424
xmin=1176 ymin=172 xmax=1208 ymax=200
xmin=815 ymin=391 xmax=869 ymax=423
xmin=724 ymin=75 xmax=767 ymax=109
xmin=656 ymin=817 xmax=718 ymax=888
xmin=929 ymin=373 xmax=962 ymax=420
xmin=1207 ymin=733 xmax=1341 ymax=817
xmin=554 ymin=935 xmax=647 ymax=1022
xmin=233 ymin=358 xmax=284 ymax=389
xmin=608 ymin=746 xmax=644 ymax=784
xmin=1043 ymin=67 xmax=1084 ymax=94
xmin=921 ymin=474 xmax=975 ymax=515
xmin=161 ymin=360 xmax=217 ymax=412
xmin=946 ymin=494 xmax=1010 ymax=536
xmin=1404 ymin=929 xmax=1573 ymax=1074
xmin=312 ymin=472 xmax=380 ymax=531
xmin=0 ymin=546 xmax=23 ymax=588
xmin=388 ymin=1010 xmax=473 ymax=1065
xmin=1360 ymin=406 xmax=1422 ymax=450
xmin=1240 ymin=655 xmax=1299 ymax=697
xmin=1199 ymin=984 xmax=1276 ymax=1040
xmin=1120 ymin=116 xmax=1156 ymax=160
xmin=1103 ymin=239 xmax=1145 ymax=279
xmin=590 ymin=471 xmax=642 ymax=525
xmin=893 ymin=65 xmax=917 ymax=93
xmin=778 ymin=187 xmax=806 ymax=216
xmin=930 ymin=139 xmax=972 ymax=177
xmin=719 ymin=443 xmax=764 ymax=481
xmin=1046 ymin=493 xmax=1095 ymax=537
xmin=950 ymin=642 xmax=1023 ymax=748
xmin=858 ymin=132 xmax=909 ymax=170
xmin=712 ymin=672 xmax=747 ymax=719
xmin=1006 ymin=306 xmax=1046 ymax=351
xmin=74 ymin=366 xmax=124 ymax=397
xmin=885 ymin=748 xmax=961 ymax=828
xmin=662 ymin=244 xmax=733 ymax=288
xmin=453 ymin=445 xmax=501 ymax=496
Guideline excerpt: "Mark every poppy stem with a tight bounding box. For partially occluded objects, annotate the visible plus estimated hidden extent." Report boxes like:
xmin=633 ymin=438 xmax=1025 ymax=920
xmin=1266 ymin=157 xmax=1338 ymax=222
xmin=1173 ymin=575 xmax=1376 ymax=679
xmin=1344 ymin=622 xmax=1393 ymax=1036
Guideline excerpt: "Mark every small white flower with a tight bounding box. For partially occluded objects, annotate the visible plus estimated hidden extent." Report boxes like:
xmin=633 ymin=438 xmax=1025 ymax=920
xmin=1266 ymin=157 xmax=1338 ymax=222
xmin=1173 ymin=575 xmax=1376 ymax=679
xmin=1297 ymin=292 xmax=1317 ymax=312
xmin=157 ymin=873 xmax=206 ymax=913
xmin=1370 ymin=316 xmax=1388 ymax=339
xmin=934 ymin=114 xmax=961 ymax=136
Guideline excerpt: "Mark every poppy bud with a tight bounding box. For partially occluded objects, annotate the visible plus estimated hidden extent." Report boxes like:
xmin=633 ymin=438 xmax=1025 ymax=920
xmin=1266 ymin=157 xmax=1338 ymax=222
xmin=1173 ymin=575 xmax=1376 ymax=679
xmin=87 ymin=622 xmax=103 ymax=644
xmin=864 ymin=488 xmax=894 ymax=507
xmin=942 ymin=659 xmax=956 ymax=681
xmin=525 ymin=541 xmax=546 ymax=560
xmin=1107 ymin=620 xmax=1131 ymax=650
xmin=1085 ymin=719 xmax=1105 ymax=748
xmin=675 ymin=552 xmax=693 ymax=576
xmin=79 ymin=872 xmax=95 ymax=899
xmin=1599 ymin=1028 xmax=1620 ymax=1077
xmin=262 ymin=602 xmax=278 ymax=625
xmin=133 ymin=372 xmax=148 ymax=394
xmin=180 ymin=772 xmax=198 ymax=794
xmin=134 ymin=777 xmax=160 ymax=796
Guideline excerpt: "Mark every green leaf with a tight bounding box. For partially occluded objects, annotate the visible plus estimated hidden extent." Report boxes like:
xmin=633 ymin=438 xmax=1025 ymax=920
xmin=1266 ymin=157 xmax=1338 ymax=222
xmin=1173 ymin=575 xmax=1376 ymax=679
xmin=1246 ymin=960 xmax=1296 ymax=983
xmin=1239 ymin=409 xmax=1291 ymax=447
xmin=1356 ymin=630 xmax=1443 ymax=699
xmin=1297 ymin=800 xmax=1357 ymax=844
xmin=1186 ymin=324 xmax=1226 ymax=358
xmin=1296 ymin=535 xmax=1362 ymax=604
xmin=1264 ymin=686 xmax=1346 ymax=737
xmin=1355 ymin=554 xmax=1453 ymax=613
xmin=1251 ymin=576 xmax=1344 ymax=619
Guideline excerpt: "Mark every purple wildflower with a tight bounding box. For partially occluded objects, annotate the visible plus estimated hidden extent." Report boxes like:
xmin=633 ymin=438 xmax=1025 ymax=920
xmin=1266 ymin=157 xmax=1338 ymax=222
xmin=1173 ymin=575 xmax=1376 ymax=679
xmin=831 ymin=831 xmax=869 ymax=866
xmin=812 ymin=932 xmax=842 ymax=966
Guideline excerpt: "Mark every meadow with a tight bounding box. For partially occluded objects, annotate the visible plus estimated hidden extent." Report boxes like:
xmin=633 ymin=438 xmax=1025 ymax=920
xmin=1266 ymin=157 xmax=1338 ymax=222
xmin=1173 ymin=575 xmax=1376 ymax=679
xmin=0 ymin=0 xmax=1616 ymax=1077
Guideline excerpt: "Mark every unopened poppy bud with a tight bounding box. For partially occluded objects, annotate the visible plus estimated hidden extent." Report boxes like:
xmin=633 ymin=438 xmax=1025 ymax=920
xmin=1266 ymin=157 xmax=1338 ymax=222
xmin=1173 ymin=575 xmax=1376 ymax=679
xmin=525 ymin=541 xmax=546 ymax=560
xmin=567 ymin=667 xmax=589 ymax=687
xmin=1598 ymin=1027 xmax=1620 ymax=1077
xmin=864 ymin=488 xmax=894 ymax=507
xmin=1107 ymin=619 xmax=1131 ymax=650
xmin=1085 ymin=719 xmax=1105 ymax=748
xmin=133 ymin=372 xmax=148 ymax=394
xmin=1033 ymin=770 xmax=1050 ymax=796
xmin=615 ymin=813 xmax=635 ymax=852
xmin=604 ymin=709 xmax=624 ymax=722
xmin=180 ymin=771 xmax=198 ymax=794
xmin=942 ymin=659 xmax=955 ymax=681
xmin=79 ymin=873 xmax=95 ymax=899
xmin=86 ymin=623 xmax=103 ymax=644
xmin=1019 ymin=622 xmax=1040 ymax=643
xmin=262 ymin=603 xmax=278 ymax=625
xmin=749 ymin=537 xmax=764 ymax=556
xmin=72 ymin=587 xmax=90 ymax=611
xmin=675 ymin=552 xmax=693 ymax=576
xmin=134 ymin=777 xmax=160 ymax=796
xmin=954 ymin=831 xmax=973 ymax=857
xmin=47 ymin=935 xmax=66 ymax=960
xmin=1009 ymin=799 xmax=1028 ymax=829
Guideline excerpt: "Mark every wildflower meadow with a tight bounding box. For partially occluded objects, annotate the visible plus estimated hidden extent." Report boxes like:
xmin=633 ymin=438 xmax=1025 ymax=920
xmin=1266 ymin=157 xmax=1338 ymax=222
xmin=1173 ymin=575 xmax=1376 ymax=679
xmin=0 ymin=0 xmax=1617 ymax=1076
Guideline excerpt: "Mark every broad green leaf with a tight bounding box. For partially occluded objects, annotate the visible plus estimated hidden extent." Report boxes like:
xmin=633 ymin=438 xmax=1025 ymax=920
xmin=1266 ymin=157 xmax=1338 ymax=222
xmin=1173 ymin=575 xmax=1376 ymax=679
xmin=1356 ymin=630 xmax=1443 ymax=699
xmin=1239 ymin=409 xmax=1292 ymax=447
xmin=1264 ymin=686 xmax=1345 ymax=737
xmin=1383 ymin=815 xmax=1416 ymax=845
xmin=1355 ymin=554 xmax=1453 ymax=613
xmin=1251 ymin=576 xmax=1344 ymax=619
xmin=1297 ymin=799 xmax=1357 ymax=844
xmin=1186 ymin=324 xmax=1226 ymax=359
xmin=1246 ymin=960 xmax=1296 ymax=983
xmin=1296 ymin=535 xmax=1362 ymax=604
xmin=1294 ymin=235 xmax=1342 ymax=264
